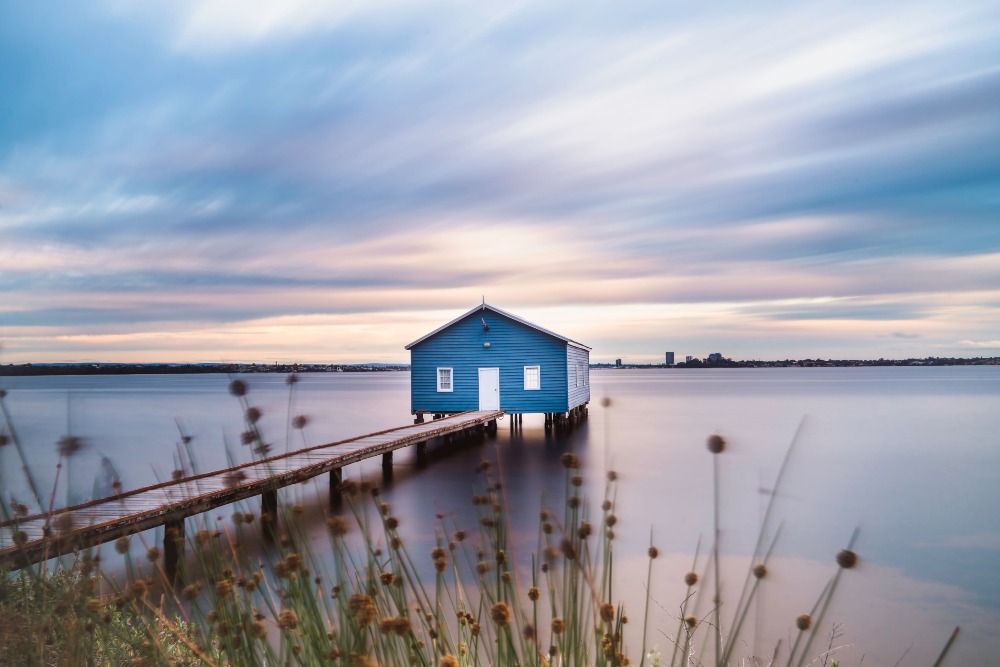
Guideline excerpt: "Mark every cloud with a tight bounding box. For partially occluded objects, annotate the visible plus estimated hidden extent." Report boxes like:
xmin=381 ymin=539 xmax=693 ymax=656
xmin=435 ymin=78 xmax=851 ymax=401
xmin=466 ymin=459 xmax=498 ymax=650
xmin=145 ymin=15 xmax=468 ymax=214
xmin=959 ymin=340 xmax=1000 ymax=349
xmin=2 ymin=0 xmax=999 ymax=361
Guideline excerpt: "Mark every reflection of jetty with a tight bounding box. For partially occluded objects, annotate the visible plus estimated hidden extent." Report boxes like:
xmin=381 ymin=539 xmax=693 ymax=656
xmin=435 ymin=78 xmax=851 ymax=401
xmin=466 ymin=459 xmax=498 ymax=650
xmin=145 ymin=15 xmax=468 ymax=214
xmin=0 ymin=410 xmax=502 ymax=578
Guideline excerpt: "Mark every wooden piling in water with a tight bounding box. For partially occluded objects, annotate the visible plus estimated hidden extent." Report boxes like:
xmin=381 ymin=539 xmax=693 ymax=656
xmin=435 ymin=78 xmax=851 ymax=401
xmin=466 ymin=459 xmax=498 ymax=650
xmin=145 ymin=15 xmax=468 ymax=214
xmin=382 ymin=451 xmax=393 ymax=481
xmin=261 ymin=489 xmax=278 ymax=542
xmin=329 ymin=467 xmax=343 ymax=510
xmin=164 ymin=519 xmax=184 ymax=585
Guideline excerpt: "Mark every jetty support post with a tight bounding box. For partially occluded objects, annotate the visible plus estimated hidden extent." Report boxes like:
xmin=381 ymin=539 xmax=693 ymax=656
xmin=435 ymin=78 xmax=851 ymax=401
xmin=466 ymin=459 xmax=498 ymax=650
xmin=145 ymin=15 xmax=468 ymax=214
xmin=261 ymin=489 xmax=278 ymax=543
xmin=329 ymin=467 xmax=343 ymax=510
xmin=164 ymin=519 xmax=185 ymax=585
xmin=382 ymin=452 xmax=393 ymax=481
xmin=416 ymin=441 xmax=427 ymax=467
xmin=414 ymin=413 xmax=424 ymax=424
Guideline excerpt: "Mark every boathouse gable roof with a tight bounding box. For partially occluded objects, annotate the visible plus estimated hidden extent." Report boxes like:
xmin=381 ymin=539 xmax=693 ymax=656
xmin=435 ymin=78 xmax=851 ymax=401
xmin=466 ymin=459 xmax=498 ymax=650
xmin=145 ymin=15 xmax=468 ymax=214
xmin=405 ymin=304 xmax=590 ymax=351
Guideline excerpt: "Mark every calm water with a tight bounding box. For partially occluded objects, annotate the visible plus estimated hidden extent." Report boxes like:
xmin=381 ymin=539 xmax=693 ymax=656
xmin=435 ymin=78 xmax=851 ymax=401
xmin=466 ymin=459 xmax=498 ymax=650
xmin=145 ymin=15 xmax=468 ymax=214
xmin=2 ymin=367 xmax=999 ymax=665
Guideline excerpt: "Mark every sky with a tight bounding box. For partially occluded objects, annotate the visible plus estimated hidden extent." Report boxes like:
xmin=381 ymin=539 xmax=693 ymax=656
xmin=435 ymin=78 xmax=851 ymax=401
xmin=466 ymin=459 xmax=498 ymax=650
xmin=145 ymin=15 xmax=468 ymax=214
xmin=2 ymin=1 xmax=999 ymax=364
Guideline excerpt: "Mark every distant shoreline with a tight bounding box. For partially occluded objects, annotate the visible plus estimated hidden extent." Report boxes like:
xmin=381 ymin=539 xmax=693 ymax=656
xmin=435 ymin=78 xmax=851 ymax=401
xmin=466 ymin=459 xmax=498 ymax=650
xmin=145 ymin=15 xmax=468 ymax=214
xmin=0 ymin=363 xmax=409 ymax=377
xmin=2 ymin=357 xmax=997 ymax=376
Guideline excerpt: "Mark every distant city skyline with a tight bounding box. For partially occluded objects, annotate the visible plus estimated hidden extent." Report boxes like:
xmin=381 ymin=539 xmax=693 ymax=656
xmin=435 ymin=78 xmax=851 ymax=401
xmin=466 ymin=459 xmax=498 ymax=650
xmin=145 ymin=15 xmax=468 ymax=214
xmin=2 ymin=2 xmax=999 ymax=364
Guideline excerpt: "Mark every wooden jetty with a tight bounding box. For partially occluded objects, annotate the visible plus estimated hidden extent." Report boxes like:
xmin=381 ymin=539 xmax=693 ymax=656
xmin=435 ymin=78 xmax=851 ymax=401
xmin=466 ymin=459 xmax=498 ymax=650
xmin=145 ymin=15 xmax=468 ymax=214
xmin=0 ymin=410 xmax=503 ymax=575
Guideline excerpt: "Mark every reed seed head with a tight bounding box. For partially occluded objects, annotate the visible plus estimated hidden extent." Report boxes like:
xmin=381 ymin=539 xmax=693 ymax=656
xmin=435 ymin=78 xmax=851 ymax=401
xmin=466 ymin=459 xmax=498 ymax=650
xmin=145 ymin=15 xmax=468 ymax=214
xmin=552 ymin=617 xmax=565 ymax=634
xmin=251 ymin=620 xmax=267 ymax=639
xmin=146 ymin=546 xmax=159 ymax=562
xmin=327 ymin=516 xmax=349 ymax=537
xmin=490 ymin=602 xmax=512 ymax=626
xmin=528 ymin=586 xmax=540 ymax=602
xmin=796 ymin=613 xmax=812 ymax=631
xmin=440 ymin=656 xmax=459 ymax=667
xmin=602 ymin=500 xmax=612 ymax=511
xmin=836 ymin=549 xmax=859 ymax=569
xmin=228 ymin=379 xmax=248 ymax=396
xmin=0 ymin=434 xmax=8 ymax=447
xmin=284 ymin=552 xmax=303 ymax=572
xmin=579 ymin=521 xmax=593 ymax=539
xmin=685 ymin=616 xmax=697 ymax=628
xmin=601 ymin=397 xmax=612 ymax=408
xmin=600 ymin=603 xmax=615 ymax=623
xmin=684 ymin=572 xmax=698 ymax=586
xmin=560 ymin=538 xmax=577 ymax=561
xmin=349 ymin=594 xmax=378 ymax=627
xmin=286 ymin=372 xmax=299 ymax=385
xmin=560 ymin=453 xmax=580 ymax=469
xmin=292 ymin=415 xmax=309 ymax=430
xmin=115 ymin=536 xmax=130 ymax=553
xmin=278 ymin=609 xmax=299 ymax=630
xmin=707 ymin=434 xmax=726 ymax=454
xmin=392 ymin=616 xmax=411 ymax=636
xmin=245 ymin=407 xmax=262 ymax=424
xmin=56 ymin=435 xmax=83 ymax=458
xmin=432 ymin=547 xmax=448 ymax=573
xmin=753 ymin=564 xmax=767 ymax=579
xmin=571 ymin=475 xmax=583 ymax=487
xmin=182 ymin=582 xmax=203 ymax=600
xmin=130 ymin=578 xmax=149 ymax=600
xmin=648 ymin=546 xmax=659 ymax=559
xmin=214 ymin=579 xmax=233 ymax=597
xmin=454 ymin=530 xmax=466 ymax=542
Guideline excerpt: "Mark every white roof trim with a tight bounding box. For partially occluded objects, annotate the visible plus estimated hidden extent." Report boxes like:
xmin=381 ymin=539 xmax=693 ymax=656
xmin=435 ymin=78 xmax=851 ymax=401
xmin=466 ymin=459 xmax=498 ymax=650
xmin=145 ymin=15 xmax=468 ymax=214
xmin=405 ymin=304 xmax=591 ymax=351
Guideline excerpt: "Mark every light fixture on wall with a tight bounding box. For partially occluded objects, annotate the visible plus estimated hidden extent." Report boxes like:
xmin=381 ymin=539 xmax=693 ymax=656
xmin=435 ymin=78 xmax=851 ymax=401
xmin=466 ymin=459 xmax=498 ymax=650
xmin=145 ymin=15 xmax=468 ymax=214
xmin=483 ymin=342 xmax=491 ymax=348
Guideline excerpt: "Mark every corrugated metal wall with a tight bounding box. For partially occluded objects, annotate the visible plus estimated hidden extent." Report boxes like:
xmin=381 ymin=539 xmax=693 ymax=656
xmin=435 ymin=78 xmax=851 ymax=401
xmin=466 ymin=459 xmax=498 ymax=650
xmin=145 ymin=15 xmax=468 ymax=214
xmin=410 ymin=309 xmax=571 ymax=414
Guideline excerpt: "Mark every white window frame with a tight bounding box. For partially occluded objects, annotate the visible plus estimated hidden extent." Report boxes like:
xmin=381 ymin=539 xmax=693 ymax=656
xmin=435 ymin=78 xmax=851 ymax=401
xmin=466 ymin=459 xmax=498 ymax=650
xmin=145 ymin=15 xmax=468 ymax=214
xmin=576 ymin=364 xmax=583 ymax=388
xmin=523 ymin=365 xmax=541 ymax=390
xmin=437 ymin=367 xmax=454 ymax=392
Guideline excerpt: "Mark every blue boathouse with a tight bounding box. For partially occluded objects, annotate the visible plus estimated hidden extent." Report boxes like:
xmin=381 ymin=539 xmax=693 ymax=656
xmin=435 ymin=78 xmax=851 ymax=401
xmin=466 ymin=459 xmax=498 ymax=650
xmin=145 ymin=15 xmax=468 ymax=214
xmin=405 ymin=304 xmax=590 ymax=426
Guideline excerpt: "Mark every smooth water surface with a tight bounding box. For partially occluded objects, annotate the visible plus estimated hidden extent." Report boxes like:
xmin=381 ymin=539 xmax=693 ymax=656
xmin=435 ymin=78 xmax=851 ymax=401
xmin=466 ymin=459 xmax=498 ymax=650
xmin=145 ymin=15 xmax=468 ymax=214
xmin=2 ymin=367 xmax=998 ymax=665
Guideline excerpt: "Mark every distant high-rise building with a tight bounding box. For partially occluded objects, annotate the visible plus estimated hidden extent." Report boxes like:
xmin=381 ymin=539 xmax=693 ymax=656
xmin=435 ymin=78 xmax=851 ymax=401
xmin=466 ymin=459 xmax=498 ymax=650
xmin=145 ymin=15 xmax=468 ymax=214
xmin=615 ymin=358 xmax=622 ymax=368
xmin=665 ymin=352 xmax=675 ymax=366
xmin=686 ymin=356 xmax=693 ymax=363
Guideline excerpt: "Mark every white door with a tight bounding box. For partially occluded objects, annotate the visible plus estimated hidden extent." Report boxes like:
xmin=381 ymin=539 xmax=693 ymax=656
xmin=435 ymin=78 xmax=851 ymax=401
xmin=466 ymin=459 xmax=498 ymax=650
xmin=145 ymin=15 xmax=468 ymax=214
xmin=478 ymin=367 xmax=500 ymax=410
